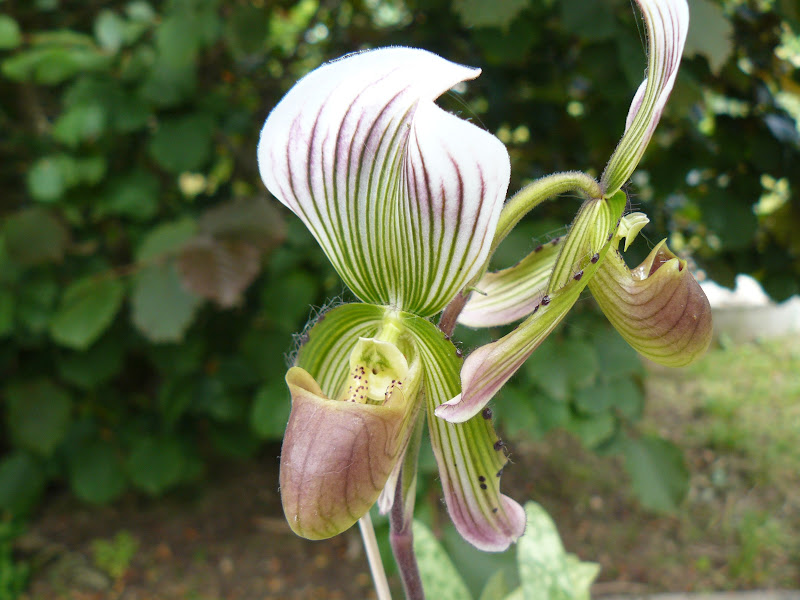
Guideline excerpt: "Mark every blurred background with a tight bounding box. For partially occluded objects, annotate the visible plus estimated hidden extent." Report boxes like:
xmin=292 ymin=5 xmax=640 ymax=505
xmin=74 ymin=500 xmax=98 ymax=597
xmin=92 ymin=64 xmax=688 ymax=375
xmin=0 ymin=0 xmax=798 ymax=598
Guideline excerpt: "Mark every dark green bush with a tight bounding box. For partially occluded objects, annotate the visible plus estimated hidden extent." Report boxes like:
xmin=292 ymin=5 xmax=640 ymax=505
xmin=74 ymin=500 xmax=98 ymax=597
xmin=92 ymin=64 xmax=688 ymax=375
xmin=0 ymin=0 xmax=797 ymax=516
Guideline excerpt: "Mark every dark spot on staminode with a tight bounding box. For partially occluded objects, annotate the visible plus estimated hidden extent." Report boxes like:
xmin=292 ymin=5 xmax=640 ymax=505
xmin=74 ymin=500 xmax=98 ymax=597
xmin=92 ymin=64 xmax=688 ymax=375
xmin=372 ymin=368 xmax=378 ymax=375
xmin=482 ymin=407 xmax=492 ymax=420
xmin=541 ymin=295 xmax=551 ymax=306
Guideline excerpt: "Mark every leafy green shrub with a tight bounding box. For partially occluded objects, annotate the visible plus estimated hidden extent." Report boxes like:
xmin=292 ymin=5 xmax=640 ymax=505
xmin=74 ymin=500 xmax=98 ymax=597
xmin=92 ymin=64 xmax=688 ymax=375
xmin=0 ymin=0 xmax=797 ymax=519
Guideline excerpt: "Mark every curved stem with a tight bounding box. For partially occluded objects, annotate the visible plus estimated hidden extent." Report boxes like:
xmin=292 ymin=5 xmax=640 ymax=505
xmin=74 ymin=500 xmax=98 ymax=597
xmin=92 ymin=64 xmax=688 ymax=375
xmin=491 ymin=171 xmax=602 ymax=255
xmin=359 ymin=513 xmax=393 ymax=600
xmin=390 ymin=465 xmax=425 ymax=600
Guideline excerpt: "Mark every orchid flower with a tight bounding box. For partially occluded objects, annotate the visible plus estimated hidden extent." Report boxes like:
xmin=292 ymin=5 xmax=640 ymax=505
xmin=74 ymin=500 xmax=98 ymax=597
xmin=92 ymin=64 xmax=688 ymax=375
xmin=258 ymin=47 xmax=525 ymax=552
xmin=258 ymin=0 xmax=711 ymax=578
xmin=435 ymin=0 xmax=711 ymax=425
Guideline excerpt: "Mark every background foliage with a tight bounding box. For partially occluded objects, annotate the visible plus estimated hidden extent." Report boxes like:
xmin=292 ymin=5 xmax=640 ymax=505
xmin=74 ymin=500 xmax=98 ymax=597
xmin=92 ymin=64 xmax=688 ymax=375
xmin=0 ymin=0 xmax=798 ymax=529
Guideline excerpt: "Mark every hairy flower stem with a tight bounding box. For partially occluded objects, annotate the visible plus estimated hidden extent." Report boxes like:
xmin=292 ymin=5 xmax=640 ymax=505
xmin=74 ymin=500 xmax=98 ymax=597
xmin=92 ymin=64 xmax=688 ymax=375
xmin=359 ymin=512 xmax=393 ymax=600
xmin=390 ymin=465 xmax=425 ymax=600
xmin=492 ymin=171 xmax=603 ymax=254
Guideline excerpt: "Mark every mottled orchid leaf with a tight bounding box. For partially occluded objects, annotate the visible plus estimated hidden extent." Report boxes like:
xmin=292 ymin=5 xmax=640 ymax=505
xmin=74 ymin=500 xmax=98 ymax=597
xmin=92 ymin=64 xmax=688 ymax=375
xmin=402 ymin=313 xmax=526 ymax=552
xmin=437 ymin=192 xmax=627 ymax=423
xmin=258 ymin=47 xmax=510 ymax=317
xmin=588 ymin=239 xmax=712 ymax=367
xmin=279 ymin=303 xmax=423 ymax=539
xmin=458 ymin=237 xmax=563 ymax=328
xmin=601 ymin=0 xmax=689 ymax=195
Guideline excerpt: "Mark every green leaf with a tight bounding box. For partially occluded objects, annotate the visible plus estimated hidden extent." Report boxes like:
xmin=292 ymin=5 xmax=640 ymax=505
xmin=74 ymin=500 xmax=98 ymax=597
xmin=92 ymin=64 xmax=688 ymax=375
xmin=0 ymin=15 xmax=22 ymax=50
xmin=96 ymin=169 xmax=160 ymax=221
xmin=524 ymin=337 xmax=598 ymax=401
xmin=136 ymin=218 xmax=197 ymax=262
xmin=1 ymin=207 xmax=69 ymax=265
xmin=250 ymin=381 xmax=291 ymax=439
xmin=685 ymin=0 xmax=734 ymax=74
xmin=27 ymin=156 xmax=66 ymax=202
xmin=452 ymin=0 xmax=530 ymax=29
xmin=479 ymin=569 xmax=515 ymax=600
xmin=148 ymin=113 xmax=215 ymax=173
xmin=52 ymin=103 xmax=107 ymax=147
xmin=126 ymin=437 xmax=187 ymax=495
xmin=574 ymin=376 xmax=643 ymax=420
xmin=413 ymin=520 xmax=473 ymax=600
xmin=0 ymin=453 xmax=46 ymax=515
xmin=16 ymin=274 xmax=59 ymax=334
xmin=68 ymin=441 xmax=127 ymax=504
xmin=224 ymin=5 xmax=269 ymax=56
xmin=621 ymin=435 xmax=689 ymax=512
xmin=564 ymin=411 xmax=615 ymax=448
xmin=50 ymin=276 xmax=125 ymax=350
xmin=517 ymin=501 xmax=600 ymax=600
xmin=94 ymin=10 xmax=126 ymax=53
xmin=262 ymin=271 xmax=317 ymax=331
xmin=5 ymin=380 xmax=72 ymax=457
xmin=131 ymin=262 xmax=202 ymax=343
xmin=0 ymin=290 xmax=13 ymax=338
xmin=57 ymin=335 xmax=124 ymax=388
xmin=560 ymin=0 xmax=617 ymax=41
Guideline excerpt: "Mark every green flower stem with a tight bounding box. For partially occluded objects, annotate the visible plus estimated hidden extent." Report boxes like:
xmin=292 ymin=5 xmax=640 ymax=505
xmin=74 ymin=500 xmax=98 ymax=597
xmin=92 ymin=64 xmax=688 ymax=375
xmin=390 ymin=464 xmax=425 ymax=600
xmin=359 ymin=512 xmax=393 ymax=600
xmin=491 ymin=171 xmax=602 ymax=255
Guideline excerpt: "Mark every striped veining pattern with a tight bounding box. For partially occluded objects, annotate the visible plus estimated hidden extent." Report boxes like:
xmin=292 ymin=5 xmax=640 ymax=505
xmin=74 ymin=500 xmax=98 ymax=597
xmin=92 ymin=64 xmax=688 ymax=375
xmin=259 ymin=48 xmax=509 ymax=317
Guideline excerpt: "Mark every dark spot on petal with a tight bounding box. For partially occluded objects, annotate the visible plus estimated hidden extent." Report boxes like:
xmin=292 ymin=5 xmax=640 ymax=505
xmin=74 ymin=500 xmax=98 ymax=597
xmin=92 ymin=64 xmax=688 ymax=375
xmin=608 ymin=232 xmax=613 ymax=241
xmin=496 ymin=468 xmax=503 ymax=477
xmin=482 ymin=407 xmax=492 ymax=420
xmin=480 ymin=483 xmax=487 ymax=490
xmin=534 ymin=244 xmax=544 ymax=253
xmin=478 ymin=475 xmax=486 ymax=482
xmin=573 ymin=270 xmax=583 ymax=281
xmin=493 ymin=440 xmax=504 ymax=451
xmin=551 ymin=236 xmax=561 ymax=244
xmin=455 ymin=348 xmax=463 ymax=358
xmin=492 ymin=507 xmax=498 ymax=513
xmin=591 ymin=253 xmax=600 ymax=263
xmin=541 ymin=295 xmax=551 ymax=306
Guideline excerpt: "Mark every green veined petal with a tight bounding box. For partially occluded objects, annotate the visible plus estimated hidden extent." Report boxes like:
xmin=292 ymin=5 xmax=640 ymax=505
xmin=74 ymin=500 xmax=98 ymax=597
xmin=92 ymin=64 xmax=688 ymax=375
xmin=401 ymin=313 xmax=525 ymax=552
xmin=280 ymin=303 xmax=423 ymax=539
xmin=459 ymin=237 xmax=563 ymax=328
xmin=601 ymin=0 xmax=689 ymax=195
xmin=589 ymin=239 xmax=712 ymax=367
xmin=259 ymin=47 xmax=509 ymax=316
xmin=437 ymin=192 xmax=627 ymax=423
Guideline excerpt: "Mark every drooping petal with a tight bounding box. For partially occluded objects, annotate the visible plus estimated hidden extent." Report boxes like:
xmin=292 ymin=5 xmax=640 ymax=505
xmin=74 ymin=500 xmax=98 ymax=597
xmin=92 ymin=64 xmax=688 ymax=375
xmin=458 ymin=237 xmax=563 ymax=328
xmin=600 ymin=0 xmax=689 ymax=195
xmin=401 ymin=315 xmax=525 ymax=552
xmin=258 ymin=48 xmax=510 ymax=316
xmin=589 ymin=239 xmax=712 ymax=366
xmin=280 ymin=303 xmax=423 ymax=539
xmin=437 ymin=192 xmax=628 ymax=423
